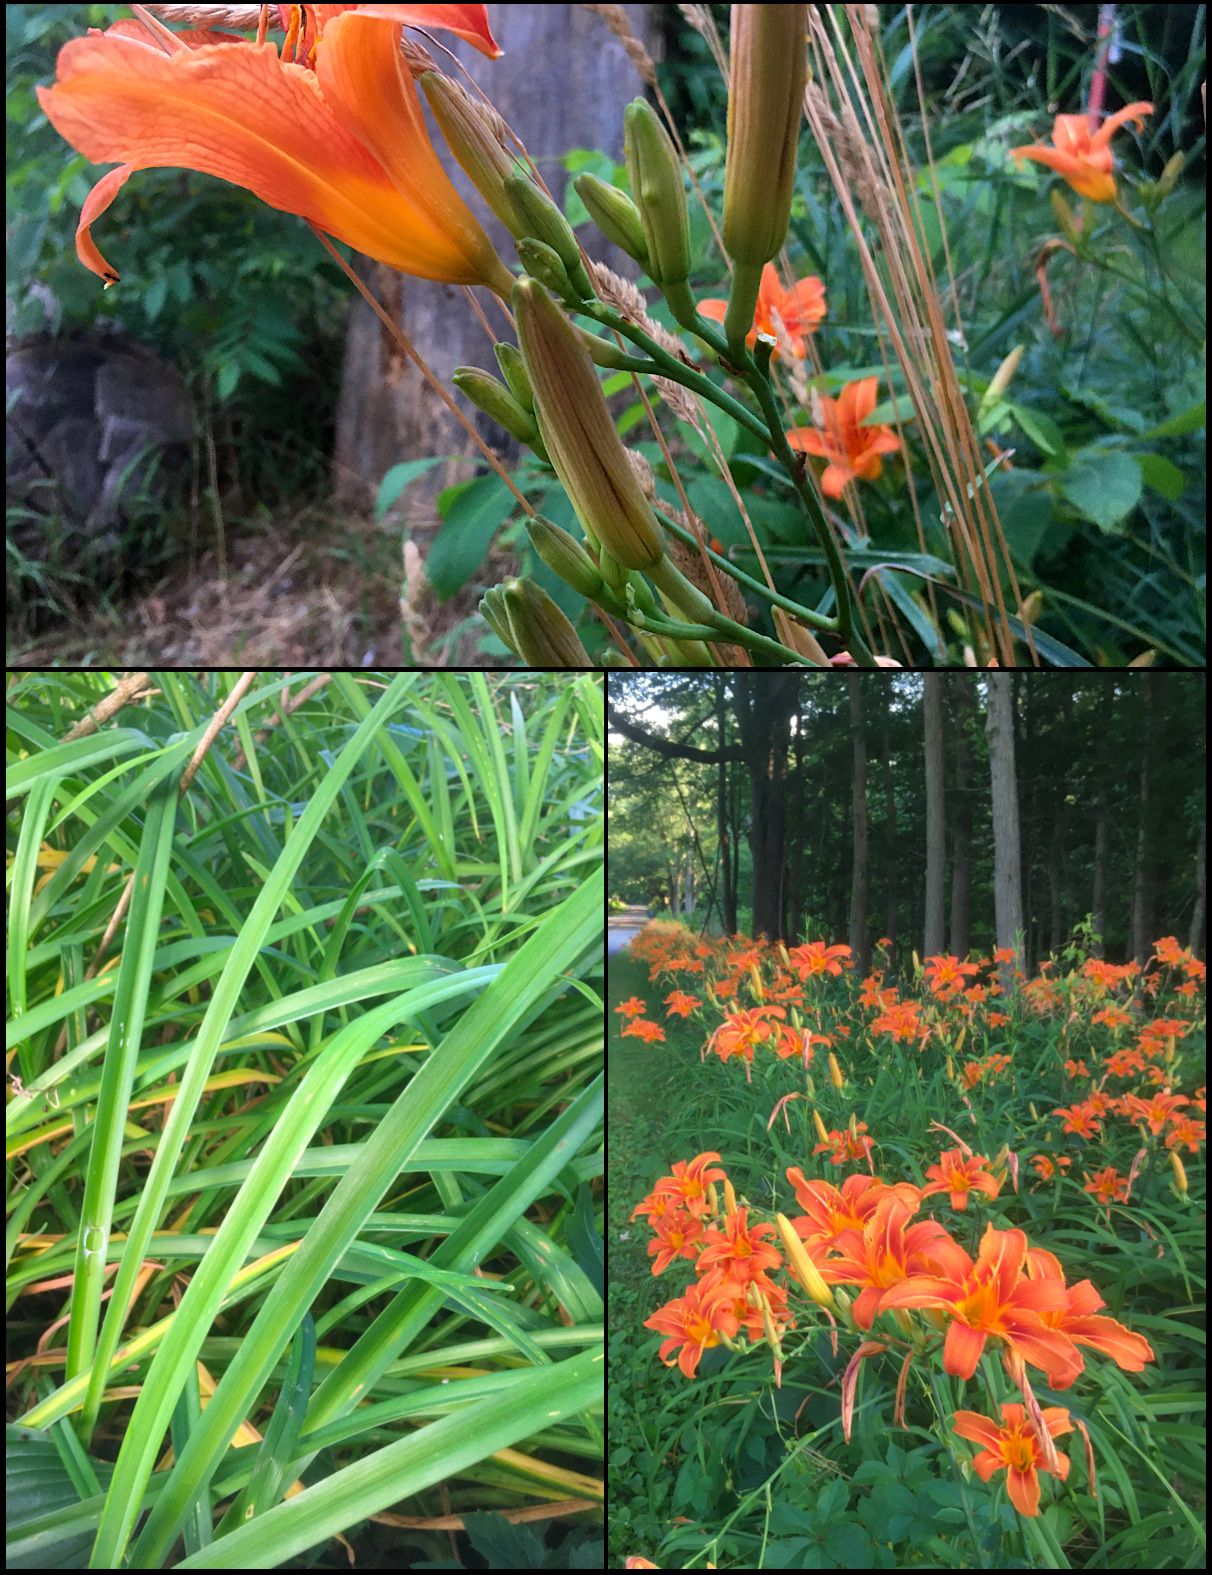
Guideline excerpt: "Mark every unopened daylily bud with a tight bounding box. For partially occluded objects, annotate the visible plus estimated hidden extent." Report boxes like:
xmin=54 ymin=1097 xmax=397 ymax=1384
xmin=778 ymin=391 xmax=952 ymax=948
xmin=494 ymin=341 xmax=534 ymax=411
xmin=452 ymin=366 xmax=541 ymax=446
xmin=527 ymin=514 xmax=622 ymax=609
xmin=750 ymin=963 xmax=764 ymax=1001
xmin=500 ymin=577 xmax=592 ymax=667
xmin=775 ymin=1212 xmax=837 ymax=1310
xmin=723 ymin=1176 xmax=737 ymax=1215
xmin=1156 ymin=150 xmax=1185 ymax=198
xmin=1050 ymin=188 xmax=1082 ymax=248
xmin=828 ymin=1052 xmax=844 ymax=1090
xmin=721 ymin=4 xmax=808 ymax=356
xmin=979 ymin=343 xmax=1025 ymax=426
xmin=480 ymin=584 xmax=519 ymax=652
xmin=1170 ymin=1149 xmax=1188 ymax=1195
xmin=516 ymin=236 xmax=579 ymax=300
xmin=706 ymin=1182 xmax=719 ymax=1216
xmin=576 ymin=325 xmax=637 ymax=370
xmin=954 ymin=1025 xmax=966 ymax=1055
xmin=624 ymin=98 xmax=691 ymax=291
xmin=514 ymin=277 xmax=666 ymax=569
xmin=419 ymin=71 xmax=528 ymax=239
xmin=812 ymin=1109 xmax=830 ymax=1145
xmin=757 ymin=1288 xmax=784 ymax=1360
xmin=574 ymin=171 xmax=650 ymax=270
xmin=505 ymin=173 xmax=596 ymax=300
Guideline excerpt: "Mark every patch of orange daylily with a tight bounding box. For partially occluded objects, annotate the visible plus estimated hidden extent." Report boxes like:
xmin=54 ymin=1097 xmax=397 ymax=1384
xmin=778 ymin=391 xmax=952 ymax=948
xmin=951 ymin=1401 xmax=1074 ymax=1518
xmin=786 ymin=377 xmax=901 ymax=498
xmin=36 ymin=4 xmax=514 ymax=295
xmin=1009 ymin=103 xmax=1153 ymax=205
xmin=698 ymin=263 xmax=827 ymax=361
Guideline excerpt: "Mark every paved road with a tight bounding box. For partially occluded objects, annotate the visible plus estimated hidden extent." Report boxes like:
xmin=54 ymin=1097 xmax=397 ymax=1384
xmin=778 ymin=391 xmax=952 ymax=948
xmin=608 ymin=906 xmax=650 ymax=958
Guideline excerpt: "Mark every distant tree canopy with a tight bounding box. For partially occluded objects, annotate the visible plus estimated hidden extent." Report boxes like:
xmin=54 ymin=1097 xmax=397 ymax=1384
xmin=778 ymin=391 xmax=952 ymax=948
xmin=607 ymin=673 xmax=1205 ymax=968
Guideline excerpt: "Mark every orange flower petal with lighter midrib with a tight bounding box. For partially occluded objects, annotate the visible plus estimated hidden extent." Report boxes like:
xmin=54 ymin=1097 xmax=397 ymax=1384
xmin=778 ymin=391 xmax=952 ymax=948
xmin=35 ymin=8 xmax=510 ymax=291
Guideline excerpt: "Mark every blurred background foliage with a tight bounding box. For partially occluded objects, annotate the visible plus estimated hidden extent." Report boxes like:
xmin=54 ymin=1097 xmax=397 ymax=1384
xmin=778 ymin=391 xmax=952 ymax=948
xmin=5 ymin=4 xmax=1207 ymax=665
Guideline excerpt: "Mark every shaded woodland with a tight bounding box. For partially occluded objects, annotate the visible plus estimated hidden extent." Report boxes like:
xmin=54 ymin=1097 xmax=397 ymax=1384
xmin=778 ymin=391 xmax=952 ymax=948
xmin=607 ymin=674 xmax=1206 ymax=971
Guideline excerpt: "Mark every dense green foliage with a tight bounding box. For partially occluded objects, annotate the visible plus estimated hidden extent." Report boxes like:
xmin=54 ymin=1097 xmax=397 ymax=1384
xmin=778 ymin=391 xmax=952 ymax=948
xmin=7 ymin=670 xmax=603 ymax=1567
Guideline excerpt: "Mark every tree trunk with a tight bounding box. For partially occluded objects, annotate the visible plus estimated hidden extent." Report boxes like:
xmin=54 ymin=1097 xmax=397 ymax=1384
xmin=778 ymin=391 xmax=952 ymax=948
xmin=948 ymin=673 xmax=974 ymax=959
xmin=881 ymin=717 xmax=898 ymax=967
xmin=1190 ymin=816 xmax=1206 ymax=959
xmin=734 ymin=673 xmax=801 ymax=942
xmin=848 ymin=675 xmax=869 ymax=974
xmin=923 ymin=674 xmax=946 ymax=958
xmin=985 ymin=673 xmax=1024 ymax=996
xmin=1090 ymin=683 xmax=1112 ymax=956
xmin=331 ymin=5 xmax=661 ymax=522
xmin=715 ymin=676 xmax=738 ymax=938
xmin=1130 ymin=673 xmax=1163 ymax=967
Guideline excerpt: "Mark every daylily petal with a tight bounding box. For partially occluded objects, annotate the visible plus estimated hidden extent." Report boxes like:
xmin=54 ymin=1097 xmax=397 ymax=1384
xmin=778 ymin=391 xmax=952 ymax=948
xmin=36 ymin=11 xmax=511 ymax=291
xmin=1090 ymin=100 xmax=1154 ymax=150
xmin=345 ymin=3 xmax=502 ymax=57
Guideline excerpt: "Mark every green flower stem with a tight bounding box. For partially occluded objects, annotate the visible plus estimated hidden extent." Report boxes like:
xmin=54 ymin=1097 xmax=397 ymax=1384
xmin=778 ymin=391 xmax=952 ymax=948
xmin=628 ymin=605 xmax=824 ymax=668
xmin=575 ymin=301 xmax=771 ymax=446
xmin=653 ymin=506 xmax=839 ymax=631
xmin=742 ymin=364 xmax=875 ymax=665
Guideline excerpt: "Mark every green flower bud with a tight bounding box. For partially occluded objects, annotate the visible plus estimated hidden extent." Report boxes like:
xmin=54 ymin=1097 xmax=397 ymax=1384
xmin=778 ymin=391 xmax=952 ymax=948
xmin=480 ymin=584 xmax=520 ymax=653
xmin=721 ymin=5 xmax=808 ymax=356
xmin=573 ymin=171 xmax=650 ymax=270
xmin=514 ymin=277 xmax=666 ymax=570
xmin=527 ymin=514 xmax=624 ymax=610
xmin=501 ymin=577 xmax=592 ymax=666
xmin=515 ymin=236 xmax=578 ymax=300
xmin=493 ymin=341 xmax=534 ymax=411
xmin=452 ymin=366 xmax=541 ymax=446
xmin=576 ymin=326 xmax=638 ymax=371
xmin=419 ymin=72 xmax=528 ymax=239
xmin=624 ymin=98 xmax=690 ymax=289
xmin=505 ymin=173 xmax=596 ymax=300
xmin=723 ymin=6 xmax=807 ymax=268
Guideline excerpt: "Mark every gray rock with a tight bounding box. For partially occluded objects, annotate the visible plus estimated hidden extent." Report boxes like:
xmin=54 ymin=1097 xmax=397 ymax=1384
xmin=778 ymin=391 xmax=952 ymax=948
xmin=6 ymin=332 xmax=195 ymax=559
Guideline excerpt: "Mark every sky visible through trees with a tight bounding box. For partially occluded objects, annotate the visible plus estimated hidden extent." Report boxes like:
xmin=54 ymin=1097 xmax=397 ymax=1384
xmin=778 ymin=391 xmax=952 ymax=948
xmin=607 ymin=674 xmax=1205 ymax=970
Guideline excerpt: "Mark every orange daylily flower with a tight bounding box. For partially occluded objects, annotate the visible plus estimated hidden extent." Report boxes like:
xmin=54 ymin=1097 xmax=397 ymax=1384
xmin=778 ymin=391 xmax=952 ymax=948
xmin=951 ymin=1401 xmax=1073 ymax=1517
xmin=698 ymin=263 xmax=827 ymax=361
xmin=1009 ymin=103 xmax=1153 ymax=205
xmin=786 ymin=378 xmax=901 ymax=498
xmin=36 ymin=5 xmax=514 ymax=296
xmin=878 ymin=1219 xmax=1082 ymax=1385
xmin=642 ymin=1270 xmax=741 ymax=1379
xmin=919 ymin=1148 xmax=1002 ymax=1211
xmin=786 ymin=939 xmax=853 ymax=979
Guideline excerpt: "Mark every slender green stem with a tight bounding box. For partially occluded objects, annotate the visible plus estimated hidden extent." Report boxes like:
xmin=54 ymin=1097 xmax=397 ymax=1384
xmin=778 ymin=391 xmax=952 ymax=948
xmin=743 ymin=370 xmax=875 ymax=664
xmin=575 ymin=302 xmax=772 ymax=446
xmin=653 ymin=506 xmax=839 ymax=631
xmin=628 ymin=607 xmax=823 ymax=667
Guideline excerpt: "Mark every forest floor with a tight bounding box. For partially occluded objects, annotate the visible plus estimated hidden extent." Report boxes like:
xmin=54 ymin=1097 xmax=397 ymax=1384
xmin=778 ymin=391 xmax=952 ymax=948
xmin=6 ymin=499 xmax=520 ymax=666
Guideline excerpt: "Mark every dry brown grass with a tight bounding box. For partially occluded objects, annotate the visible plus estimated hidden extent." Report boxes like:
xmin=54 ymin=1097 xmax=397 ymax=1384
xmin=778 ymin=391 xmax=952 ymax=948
xmin=6 ymin=500 xmax=521 ymax=667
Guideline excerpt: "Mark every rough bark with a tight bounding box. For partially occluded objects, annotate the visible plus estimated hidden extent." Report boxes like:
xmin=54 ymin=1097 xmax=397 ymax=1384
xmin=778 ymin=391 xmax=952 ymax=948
xmin=948 ymin=673 xmax=974 ymax=959
xmin=922 ymin=674 xmax=946 ymax=959
xmin=848 ymin=675 xmax=869 ymax=974
xmin=985 ymin=673 xmax=1024 ymax=996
